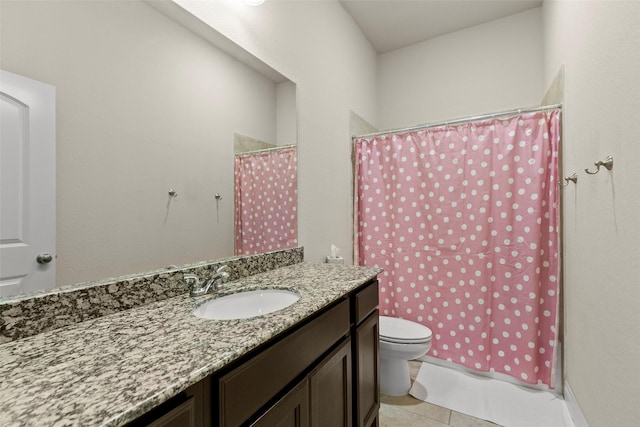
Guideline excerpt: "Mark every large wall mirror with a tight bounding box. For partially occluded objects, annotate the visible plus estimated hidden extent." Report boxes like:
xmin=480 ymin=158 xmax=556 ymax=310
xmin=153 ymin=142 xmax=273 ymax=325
xmin=0 ymin=0 xmax=297 ymax=292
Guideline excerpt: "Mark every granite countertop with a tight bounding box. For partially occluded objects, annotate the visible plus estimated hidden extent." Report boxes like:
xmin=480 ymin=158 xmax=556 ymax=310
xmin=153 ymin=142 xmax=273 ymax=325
xmin=0 ymin=263 xmax=381 ymax=427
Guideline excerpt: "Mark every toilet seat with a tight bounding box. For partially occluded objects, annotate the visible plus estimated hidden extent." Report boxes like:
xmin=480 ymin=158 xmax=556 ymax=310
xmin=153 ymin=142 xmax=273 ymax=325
xmin=379 ymin=316 xmax=432 ymax=344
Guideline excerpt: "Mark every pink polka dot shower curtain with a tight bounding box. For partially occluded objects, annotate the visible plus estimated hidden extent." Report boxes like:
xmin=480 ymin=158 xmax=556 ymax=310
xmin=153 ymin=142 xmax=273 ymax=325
xmin=354 ymin=110 xmax=561 ymax=387
xmin=234 ymin=146 xmax=298 ymax=255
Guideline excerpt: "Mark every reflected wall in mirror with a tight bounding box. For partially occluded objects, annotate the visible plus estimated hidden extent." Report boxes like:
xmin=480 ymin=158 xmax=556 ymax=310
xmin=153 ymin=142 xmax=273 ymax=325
xmin=0 ymin=0 xmax=297 ymax=291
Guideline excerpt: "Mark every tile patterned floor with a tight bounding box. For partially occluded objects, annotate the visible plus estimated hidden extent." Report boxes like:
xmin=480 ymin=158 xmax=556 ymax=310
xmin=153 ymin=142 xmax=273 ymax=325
xmin=380 ymin=361 xmax=502 ymax=427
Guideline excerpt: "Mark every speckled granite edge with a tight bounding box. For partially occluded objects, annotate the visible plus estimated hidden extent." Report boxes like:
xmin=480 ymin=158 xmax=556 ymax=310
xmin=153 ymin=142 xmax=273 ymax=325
xmin=0 ymin=247 xmax=304 ymax=344
xmin=0 ymin=263 xmax=382 ymax=427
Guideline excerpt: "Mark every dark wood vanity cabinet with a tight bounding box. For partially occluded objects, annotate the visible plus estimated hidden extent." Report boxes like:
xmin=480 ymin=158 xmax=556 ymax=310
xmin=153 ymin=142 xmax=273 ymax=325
xmin=128 ymin=377 xmax=211 ymax=427
xmin=218 ymin=299 xmax=351 ymax=427
xmin=352 ymin=280 xmax=380 ymax=427
xmin=250 ymin=379 xmax=310 ymax=427
xmin=309 ymin=338 xmax=353 ymax=426
xmin=354 ymin=311 xmax=380 ymax=427
xmin=132 ymin=279 xmax=379 ymax=427
xmin=250 ymin=338 xmax=352 ymax=427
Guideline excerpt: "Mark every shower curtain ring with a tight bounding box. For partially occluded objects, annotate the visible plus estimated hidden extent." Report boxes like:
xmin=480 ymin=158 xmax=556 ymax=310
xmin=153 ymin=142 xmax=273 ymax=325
xmin=585 ymin=155 xmax=613 ymax=175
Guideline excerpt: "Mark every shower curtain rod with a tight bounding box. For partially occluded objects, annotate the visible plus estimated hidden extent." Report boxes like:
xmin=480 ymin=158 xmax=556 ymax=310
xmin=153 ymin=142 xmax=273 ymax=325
xmin=235 ymin=144 xmax=296 ymax=156
xmin=352 ymin=103 xmax=562 ymax=140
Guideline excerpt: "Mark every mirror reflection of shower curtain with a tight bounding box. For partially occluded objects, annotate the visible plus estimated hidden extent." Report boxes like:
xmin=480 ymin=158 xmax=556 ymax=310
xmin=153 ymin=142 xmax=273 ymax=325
xmin=354 ymin=110 xmax=561 ymax=388
xmin=234 ymin=146 xmax=298 ymax=255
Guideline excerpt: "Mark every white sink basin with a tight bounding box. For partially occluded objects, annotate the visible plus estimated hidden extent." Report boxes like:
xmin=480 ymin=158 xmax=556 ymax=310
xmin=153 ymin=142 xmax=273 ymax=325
xmin=193 ymin=289 xmax=300 ymax=320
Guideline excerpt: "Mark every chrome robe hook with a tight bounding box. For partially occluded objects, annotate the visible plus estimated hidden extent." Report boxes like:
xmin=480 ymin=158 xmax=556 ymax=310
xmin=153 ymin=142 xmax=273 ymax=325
xmin=560 ymin=173 xmax=578 ymax=188
xmin=585 ymin=155 xmax=613 ymax=174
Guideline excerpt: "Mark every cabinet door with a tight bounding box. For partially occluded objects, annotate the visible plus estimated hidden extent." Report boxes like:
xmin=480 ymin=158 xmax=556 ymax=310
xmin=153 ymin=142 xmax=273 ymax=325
xmin=147 ymin=397 xmax=196 ymax=427
xmin=309 ymin=338 xmax=352 ymax=427
xmin=250 ymin=380 xmax=309 ymax=427
xmin=355 ymin=310 xmax=379 ymax=427
xmin=127 ymin=378 xmax=209 ymax=427
xmin=363 ymin=413 xmax=379 ymax=427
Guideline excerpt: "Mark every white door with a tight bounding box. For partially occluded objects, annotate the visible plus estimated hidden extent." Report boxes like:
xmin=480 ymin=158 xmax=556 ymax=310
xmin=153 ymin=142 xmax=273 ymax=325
xmin=0 ymin=70 xmax=56 ymax=298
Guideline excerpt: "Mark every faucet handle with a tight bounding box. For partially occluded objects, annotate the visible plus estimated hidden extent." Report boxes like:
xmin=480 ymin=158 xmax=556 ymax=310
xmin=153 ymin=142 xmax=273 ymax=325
xmin=216 ymin=265 xmax=230 ymax=279
xmin=184 ymin=274 xmax=200 ymax=288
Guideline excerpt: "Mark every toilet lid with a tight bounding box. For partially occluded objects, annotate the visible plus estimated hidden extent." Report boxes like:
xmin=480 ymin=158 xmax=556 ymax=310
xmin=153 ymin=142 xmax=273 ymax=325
xmin=379 ymin=316 xmax=432 ymax=344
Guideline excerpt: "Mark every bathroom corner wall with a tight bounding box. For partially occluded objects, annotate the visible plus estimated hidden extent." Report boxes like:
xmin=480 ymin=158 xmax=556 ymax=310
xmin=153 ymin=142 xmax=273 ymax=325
xmin=234 ymin=133 xmax=275 ymax=154
xmin=543 ymin=1 xmax=640 ymax=425
xmin=376 ymin=8 xmax=543 ymax=130
xmin=276 ymin=80 xmax=297 ymax=146
xmin=541 ymin=65 xmax=564 ymax=107
xmin=349 ymin=110 xmax=378 ymax=138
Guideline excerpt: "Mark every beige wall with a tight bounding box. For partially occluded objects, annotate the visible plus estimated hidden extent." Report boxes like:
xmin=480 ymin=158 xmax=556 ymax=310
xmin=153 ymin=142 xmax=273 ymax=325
xmin=377 ymin=8 xmax=543 ymax=129
xmin=175 ymin=0 xmax=378 ymax=265
xmin=276 ymin=80 xmax=297 ymax=146
xmin=1 ymin=1 xmax=280 ymax=285
xmin=543 ymin=1 xmax=640 ymax=425
xmin=6 ymin=2 xmax=638 ymax=422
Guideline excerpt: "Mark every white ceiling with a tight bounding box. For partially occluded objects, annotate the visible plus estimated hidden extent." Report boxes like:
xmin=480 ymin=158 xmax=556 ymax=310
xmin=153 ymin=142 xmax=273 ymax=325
xmin=339 ymin=0 xmax=543 ymax=53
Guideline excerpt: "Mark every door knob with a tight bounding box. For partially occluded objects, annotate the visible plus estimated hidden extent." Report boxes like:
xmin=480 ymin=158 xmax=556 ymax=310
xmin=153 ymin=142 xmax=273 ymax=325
xmin=37 ymin=253 xmax=53 ymax=264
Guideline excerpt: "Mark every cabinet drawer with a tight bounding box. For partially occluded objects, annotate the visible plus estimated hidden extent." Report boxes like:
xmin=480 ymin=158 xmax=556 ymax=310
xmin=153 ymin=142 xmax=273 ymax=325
xmin=354 ymin=281 xmax=379 ymax=325
xmin=219 ymin=299 xmax=350 ymax=427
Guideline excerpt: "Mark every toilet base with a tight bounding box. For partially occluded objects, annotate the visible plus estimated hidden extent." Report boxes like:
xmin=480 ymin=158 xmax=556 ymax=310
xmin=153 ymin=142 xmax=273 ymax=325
xmin=380 ymin=356 xmax=412 ymax=396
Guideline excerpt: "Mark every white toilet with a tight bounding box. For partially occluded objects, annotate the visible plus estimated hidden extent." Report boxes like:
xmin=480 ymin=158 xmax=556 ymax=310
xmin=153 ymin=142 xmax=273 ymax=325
xmin=379 ymin=316 xmax=433 ymax=396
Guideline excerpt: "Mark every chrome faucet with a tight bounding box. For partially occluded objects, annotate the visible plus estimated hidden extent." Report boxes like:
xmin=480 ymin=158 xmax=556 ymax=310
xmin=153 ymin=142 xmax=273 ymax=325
xmin=185 ymin=266 xmax=230 ymax=297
